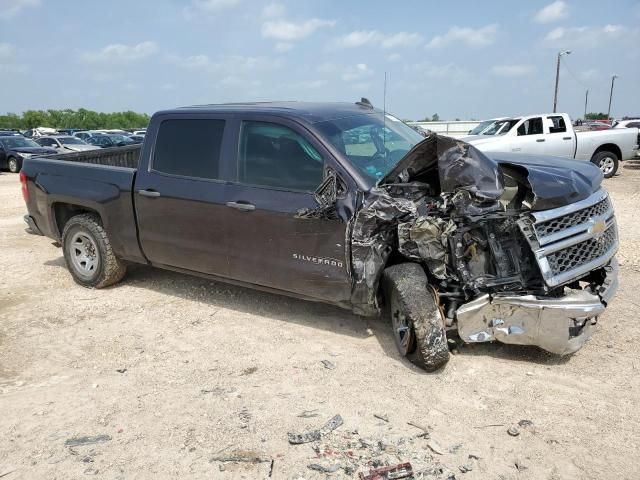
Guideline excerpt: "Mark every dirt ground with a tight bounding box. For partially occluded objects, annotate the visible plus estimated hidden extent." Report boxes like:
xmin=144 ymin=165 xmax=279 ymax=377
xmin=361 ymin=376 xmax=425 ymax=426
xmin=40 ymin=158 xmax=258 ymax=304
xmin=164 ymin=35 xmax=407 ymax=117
xmin=1 ymin=168 xmax=639 ymax=480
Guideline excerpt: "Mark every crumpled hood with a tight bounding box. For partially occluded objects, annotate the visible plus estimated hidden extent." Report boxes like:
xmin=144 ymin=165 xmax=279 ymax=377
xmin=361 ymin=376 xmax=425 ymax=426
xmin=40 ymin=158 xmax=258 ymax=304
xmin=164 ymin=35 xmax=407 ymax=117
xmin=12 ymin=147 xmax=57 ymax=155
xmin=379 ymin=134 xmax=602 ymax=212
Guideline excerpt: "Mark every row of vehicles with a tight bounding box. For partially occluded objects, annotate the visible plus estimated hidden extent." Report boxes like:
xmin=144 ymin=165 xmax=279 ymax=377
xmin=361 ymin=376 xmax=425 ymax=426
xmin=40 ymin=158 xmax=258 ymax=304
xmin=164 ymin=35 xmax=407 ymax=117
xmin=0 ymin=128 xmax=146 ymax=173
xmin=458 ymin=113 xmax=640 ymax=178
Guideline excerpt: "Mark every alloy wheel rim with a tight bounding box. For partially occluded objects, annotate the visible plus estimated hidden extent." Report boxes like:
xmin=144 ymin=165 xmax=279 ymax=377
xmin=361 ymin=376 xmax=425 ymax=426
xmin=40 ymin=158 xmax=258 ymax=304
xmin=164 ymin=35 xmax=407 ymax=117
xmin=600 ymin=157 xmax=615 ymax=175
xmin=69 ymin=232 xmax=100 ymax=278
xmin=390 ymin=293 xmax=415 ymax=355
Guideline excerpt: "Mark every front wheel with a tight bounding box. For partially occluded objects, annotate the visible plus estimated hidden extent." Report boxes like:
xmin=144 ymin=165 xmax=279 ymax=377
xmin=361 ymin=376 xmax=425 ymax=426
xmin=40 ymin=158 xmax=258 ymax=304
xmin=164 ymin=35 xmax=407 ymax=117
xmin=591 ymin=151 xmax=619 ymax=178
xmin=7 ymin=156 xmax=21 ymax=173
xmin=62 ymin=213 xmax=126 ymax=288
xmin=382 ymin=263 xmax=450 ymax=372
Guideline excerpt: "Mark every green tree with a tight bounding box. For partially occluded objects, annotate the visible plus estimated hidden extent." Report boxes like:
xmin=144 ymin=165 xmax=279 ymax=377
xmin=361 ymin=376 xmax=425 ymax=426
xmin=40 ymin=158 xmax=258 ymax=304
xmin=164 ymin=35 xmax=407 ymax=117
xmin=0 ymin=109 xmax=150 ymax=130
xmin=431 ymin=113 xmax=440 ymax=121
xmin=585 ymin=112 xmax=609 ymax=120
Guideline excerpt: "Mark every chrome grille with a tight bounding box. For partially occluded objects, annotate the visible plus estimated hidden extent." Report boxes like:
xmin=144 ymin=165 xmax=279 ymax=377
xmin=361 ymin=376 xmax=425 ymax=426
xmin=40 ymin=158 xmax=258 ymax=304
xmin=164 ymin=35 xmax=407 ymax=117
xmin=518 ymin=189 xmax=618 ymax=288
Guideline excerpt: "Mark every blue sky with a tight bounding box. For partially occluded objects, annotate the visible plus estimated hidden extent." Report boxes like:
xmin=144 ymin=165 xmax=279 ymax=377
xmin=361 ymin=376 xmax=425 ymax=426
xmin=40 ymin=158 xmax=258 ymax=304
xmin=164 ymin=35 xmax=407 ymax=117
xmin=0 ymin=0 xmax=638 ymax=120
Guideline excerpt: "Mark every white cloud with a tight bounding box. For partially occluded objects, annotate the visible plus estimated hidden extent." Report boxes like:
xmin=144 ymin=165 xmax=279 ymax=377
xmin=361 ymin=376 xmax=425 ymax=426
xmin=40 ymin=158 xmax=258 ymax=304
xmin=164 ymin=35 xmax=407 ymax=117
xmin=168 ymin=53 xmax=282 ymax=75
xmin=426 ymin=24 xmax=498 ymax=48
xmin=189 ymin=0 xmax=240 ymax=12
xmin=386 ymin=53 xmax=402 ymax=62
xmin=0 ymin=44 xmax=27 ymax=74
xmin=334 ymin=30 xmax=423 ymax=49
xmin=275 ymin=42 xmax=293 ymax=52
xmin=316 ymin=62 xmax=337 ymax=73
xmin=0 ymin=42 xmax=14 ymax=59
xmin=82 ymin=41 xmax=158 ymax=64
xmin=261 ymin=18 xmax=336 ymax=41
xmin=544 ymin=24 xmax=626 ymax=47
xmin=262 ymin=3 xmax=285 ymax=18
xmin=295 ymin=79 xmax=327 ymax=89
xmin=341 ymin=63 xmax=373 ymax=82
xmin=534 ymin=1 xmax=568 ymax=24
xmin=0 ymin=0 xmax=40 ymax=19
xmin=404 ymin=62 xmax=467 ymax=82
xmin=491 ymin=64 xmax=536 ymax=77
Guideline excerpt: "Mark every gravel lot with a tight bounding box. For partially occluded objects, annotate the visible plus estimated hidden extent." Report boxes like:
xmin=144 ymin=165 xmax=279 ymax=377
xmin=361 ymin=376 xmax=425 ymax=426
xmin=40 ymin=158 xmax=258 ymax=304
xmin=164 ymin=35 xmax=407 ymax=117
xmin=1 ymin=169 xmax=639 ymax=479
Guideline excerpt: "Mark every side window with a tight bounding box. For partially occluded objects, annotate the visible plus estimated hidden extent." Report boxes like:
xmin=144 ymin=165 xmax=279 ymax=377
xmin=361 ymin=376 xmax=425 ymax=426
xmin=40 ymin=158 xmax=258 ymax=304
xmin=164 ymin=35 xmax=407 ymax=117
xmin=37 ymin=138 xmax=53 ymax=146
xmin=548 ymin=116 xmax=567 ymax=133
xmin=517 ymin=117 xmax=543 ymax=136
xmin=238 ymin=121 xmax=323 ymax=191
xmin=628 ymin=122 xmax=640 ymax=128
xmin=153 ymin=119 xmax=225 ymax=179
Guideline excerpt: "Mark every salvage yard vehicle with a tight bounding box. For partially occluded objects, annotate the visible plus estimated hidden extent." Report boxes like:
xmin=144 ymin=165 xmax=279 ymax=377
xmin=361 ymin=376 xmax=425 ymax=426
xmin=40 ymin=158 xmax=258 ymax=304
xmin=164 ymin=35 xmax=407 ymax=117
xmin=465 ymin=112 xmax=639 ymax=178
xmin=34 ymin=135 xmax=100 ymax=153
xmin=0 ymin=135 xmax=57 ymax=173
xmin=20 ymin=101 xmax=619 ymax=371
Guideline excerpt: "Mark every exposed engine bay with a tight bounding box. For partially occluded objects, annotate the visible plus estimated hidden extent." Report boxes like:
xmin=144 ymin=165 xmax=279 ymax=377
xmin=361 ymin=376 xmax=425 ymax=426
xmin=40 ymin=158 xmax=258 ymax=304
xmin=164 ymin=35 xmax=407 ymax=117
xmin=345 ymin=134 xmax=618 ymax=355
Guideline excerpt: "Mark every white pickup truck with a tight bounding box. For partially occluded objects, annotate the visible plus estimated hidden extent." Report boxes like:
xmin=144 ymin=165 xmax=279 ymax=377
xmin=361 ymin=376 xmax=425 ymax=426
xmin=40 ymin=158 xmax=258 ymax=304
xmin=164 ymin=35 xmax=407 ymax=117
xmin=464 ymin=113 xmax=639 ymax=178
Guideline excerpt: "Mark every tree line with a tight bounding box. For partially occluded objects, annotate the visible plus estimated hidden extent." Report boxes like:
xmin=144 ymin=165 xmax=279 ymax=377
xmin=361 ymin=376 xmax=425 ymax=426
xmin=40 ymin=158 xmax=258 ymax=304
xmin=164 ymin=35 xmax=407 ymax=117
xmin=0 ymin=109 xmax=150 ymax=130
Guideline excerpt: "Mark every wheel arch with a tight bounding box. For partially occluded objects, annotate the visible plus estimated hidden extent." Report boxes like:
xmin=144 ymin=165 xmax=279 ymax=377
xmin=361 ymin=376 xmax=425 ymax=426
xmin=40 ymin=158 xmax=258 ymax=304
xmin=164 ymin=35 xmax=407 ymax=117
xmin=52 ymin=202 xmax=101 ymax=238
xmin=592 ymin=143 xmax=622 ymax=161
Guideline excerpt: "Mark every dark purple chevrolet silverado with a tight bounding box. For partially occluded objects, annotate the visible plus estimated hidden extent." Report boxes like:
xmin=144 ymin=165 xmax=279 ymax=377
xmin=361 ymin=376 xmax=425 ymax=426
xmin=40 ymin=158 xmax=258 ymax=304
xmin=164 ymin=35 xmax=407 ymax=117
xmin=20 ymin=101 xmax=619 ymax=370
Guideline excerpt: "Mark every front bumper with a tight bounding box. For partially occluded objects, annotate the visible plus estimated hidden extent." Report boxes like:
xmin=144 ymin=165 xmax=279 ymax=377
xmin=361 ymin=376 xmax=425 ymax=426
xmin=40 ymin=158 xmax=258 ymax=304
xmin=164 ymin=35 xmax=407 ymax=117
xmin=456 ymin=258 xmax=618 ymax=355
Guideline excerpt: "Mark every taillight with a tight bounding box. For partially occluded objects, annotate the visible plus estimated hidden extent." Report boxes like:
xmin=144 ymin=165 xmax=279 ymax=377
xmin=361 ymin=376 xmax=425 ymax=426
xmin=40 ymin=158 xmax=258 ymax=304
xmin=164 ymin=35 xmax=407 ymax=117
xmin=19 ymin=171 xmax=29 ymax=202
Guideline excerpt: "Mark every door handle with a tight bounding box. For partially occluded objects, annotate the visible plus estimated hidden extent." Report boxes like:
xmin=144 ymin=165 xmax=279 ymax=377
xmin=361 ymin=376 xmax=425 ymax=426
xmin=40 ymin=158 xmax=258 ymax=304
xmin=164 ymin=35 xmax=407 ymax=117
xmin=563 ymin=137 xmax=572 ymax=140
xmin=226 ymin=201 xmax=255 ymax=212
xmin=536 ymin=139 xmax=545 ymax=142
xmin=138 ymin=189 xmax=161 ymax=198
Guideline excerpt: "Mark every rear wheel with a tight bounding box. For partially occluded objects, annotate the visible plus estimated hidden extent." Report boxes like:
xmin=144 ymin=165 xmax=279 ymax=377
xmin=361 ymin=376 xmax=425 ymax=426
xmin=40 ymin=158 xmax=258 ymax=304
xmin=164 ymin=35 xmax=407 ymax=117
xmin=591 ymin=151 xmax=618 ymax=178
xmin=7 ymin=156 xmax=20 ymax=173
xmin=382 ymin=263 xmax=450 ymax=372
xmin=62 ymin=213 xmax=126 ymax=288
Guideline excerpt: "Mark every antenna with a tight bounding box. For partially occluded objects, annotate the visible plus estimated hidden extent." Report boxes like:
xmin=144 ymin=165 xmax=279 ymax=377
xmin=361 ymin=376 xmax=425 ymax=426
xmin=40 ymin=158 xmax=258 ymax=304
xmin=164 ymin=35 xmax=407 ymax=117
xmin=383 ymin=71 xmax=387 ymax=157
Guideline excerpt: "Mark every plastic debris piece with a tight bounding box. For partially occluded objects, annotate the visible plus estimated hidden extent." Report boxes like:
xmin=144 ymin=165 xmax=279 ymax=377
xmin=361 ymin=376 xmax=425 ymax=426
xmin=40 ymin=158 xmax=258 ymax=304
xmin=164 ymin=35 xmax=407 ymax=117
xmin=359 ymin=462 xmax=413 ymax=480
xmin=64 ymin=435 xmax=112 ymax=447
xmin=288 ymin=414 xmax=344 ymax=445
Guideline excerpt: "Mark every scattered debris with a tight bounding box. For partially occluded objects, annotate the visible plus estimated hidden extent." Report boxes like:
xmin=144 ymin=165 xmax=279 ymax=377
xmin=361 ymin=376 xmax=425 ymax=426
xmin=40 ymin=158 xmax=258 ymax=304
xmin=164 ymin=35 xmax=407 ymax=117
xmin=321 ymin=360 xmax=337 ymax=370
xmin=359 ymin=462 xmax=413 ymax=480
xmin=427 ymin=439 xmax=445 ymax=455
xmin=268 ymin=459 xmax=274 ymax=477
xmin=449 ymin=443 xmax=462 ymax=454
xmin=83 ymin=468 xmax=99 ymax=475
xmin=373 ymin=413 xmax=389 ymax=423
xmin=240 ymin=366 xmax=258 ymax=376
xmin=288 ymin=414 xmax=344 ymax=445
xmin=518 ymin=419 xmax=534 ymax=428
xmin=64 ymin=435 xmax=112 ymax=447
xmin=200 ymin=386 xmax=237 ymax=395
xmin=459 ymin=463 xmax=473 ymax=473
xmin=210 ymin=450 xmax=270 ymax=463
xmin=515 ymin=460 xmax=528 ymax=472
xmin=407 ymin=421 xmax=430 ymax=438
xmin=468 ymin=451 xmax=481 ymax=460
xmin=297 ymin=410 xmax=320 ymax=418
xmin=0 ymin=469 xmax=16 ymax=478
xmin=507 ymin=426 xmax=520 ymax=437
xmin=116 ymin=368 xmax=127 ymax=374
xmin=474 ymin=424 xmax=504 ymax=429
xmin=308 ymin=463 xmax=341 ymax=474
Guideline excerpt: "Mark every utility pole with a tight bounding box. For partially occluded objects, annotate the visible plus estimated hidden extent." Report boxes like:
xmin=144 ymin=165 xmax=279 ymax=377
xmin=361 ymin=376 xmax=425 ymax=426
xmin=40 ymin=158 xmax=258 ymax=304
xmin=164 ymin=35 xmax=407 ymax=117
xmin=553 ymin=50 xmax=571 ymax=113
xmin=584 ymin=89 xmax=588 ymax=119
xmin=607 ymin=74 xmax=618 ymax=120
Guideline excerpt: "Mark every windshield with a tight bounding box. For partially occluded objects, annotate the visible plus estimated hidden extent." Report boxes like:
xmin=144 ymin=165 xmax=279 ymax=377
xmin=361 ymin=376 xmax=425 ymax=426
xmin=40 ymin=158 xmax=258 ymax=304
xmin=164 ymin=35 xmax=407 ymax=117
xmin=0 ymin=137 xmax=40 ymax=148
xmin=60 ymin=137 xmax=85 ymax=145
xmin=107 ymin=134 xmax=134 ymax=143
xmin=483 ymin=119 xmax=519 ymax=135
xmin=315 ymin=113 xmax=425 ymax=181
xmin=468 ymin=120 xmax=494 ymax=135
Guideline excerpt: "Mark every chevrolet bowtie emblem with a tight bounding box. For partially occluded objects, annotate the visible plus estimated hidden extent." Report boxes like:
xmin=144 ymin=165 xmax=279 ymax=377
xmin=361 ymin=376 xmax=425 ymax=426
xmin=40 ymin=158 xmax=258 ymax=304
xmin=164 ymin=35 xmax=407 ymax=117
xmin=589 ymin=219 xmax=607 ymax=239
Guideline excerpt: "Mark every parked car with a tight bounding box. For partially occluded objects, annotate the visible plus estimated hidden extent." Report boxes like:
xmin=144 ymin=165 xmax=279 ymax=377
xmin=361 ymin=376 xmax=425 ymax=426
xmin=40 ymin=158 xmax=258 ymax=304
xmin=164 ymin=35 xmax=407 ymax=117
xmin=132 ymin=130 xmax=147 ymax=136
xmin=127 ymin=134 xmax=145 ymax=144
xmin=74 ymin=131 xmax=105 ymax=141
xmin=20 ymin=101 xmax=619 ymax=371
xmin=465 ymin=113 xmax=639 ymax=178
xmin=34 ymin=136 xmax=101 ymax=153
xmin=467 ymin=117 xmax=508 ymax=135
xmin=23 ymin=127 xmax=58 ymax=138
xmin=0 ymin=130 xmax=22 ymax=136
xmin=0 ymin=135 xmax=57 ymax=173
xmin=613 ymin=119 xmax=640 ymax=129
xmin=86 ymin=134 xmax=136 ymax=148
xmin=575 ymin=121 xmax=612 ymax=132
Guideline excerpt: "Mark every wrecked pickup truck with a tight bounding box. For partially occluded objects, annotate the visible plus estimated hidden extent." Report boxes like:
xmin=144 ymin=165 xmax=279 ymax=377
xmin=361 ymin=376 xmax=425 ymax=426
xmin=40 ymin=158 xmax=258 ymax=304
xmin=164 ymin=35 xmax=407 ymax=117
xmin=20 ymin=100 xmax=618 ymax=371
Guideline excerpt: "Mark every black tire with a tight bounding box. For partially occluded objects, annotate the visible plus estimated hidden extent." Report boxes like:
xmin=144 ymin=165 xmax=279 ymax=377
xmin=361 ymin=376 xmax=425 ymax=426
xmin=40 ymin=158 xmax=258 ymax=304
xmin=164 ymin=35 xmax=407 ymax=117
xmin=62 ymin=213 xmax=126 ymax=288
xmin=382 ymin=263 xmax=450 ymax=372
xmin=7 ymin=156 xmax=21 ymax=173
xmin=591 ymin=151 xmax=618 ymax=178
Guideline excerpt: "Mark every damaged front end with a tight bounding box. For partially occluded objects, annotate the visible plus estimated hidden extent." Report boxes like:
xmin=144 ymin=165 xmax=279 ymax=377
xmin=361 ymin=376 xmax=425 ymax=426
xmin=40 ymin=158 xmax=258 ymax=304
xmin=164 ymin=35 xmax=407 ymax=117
xmin=349 ymin=134 xmax=619 ymax=355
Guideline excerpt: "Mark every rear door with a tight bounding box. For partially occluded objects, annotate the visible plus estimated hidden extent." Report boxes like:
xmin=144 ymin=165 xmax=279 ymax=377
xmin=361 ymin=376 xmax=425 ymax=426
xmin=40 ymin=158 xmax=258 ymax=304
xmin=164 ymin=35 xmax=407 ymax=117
xmin=225 ymin=117 xmax=352 ymax=303
xmin=134 ymin=115 xmax=233 ymax=277
xmin=543 ymin=115 xmax=575 ymax=157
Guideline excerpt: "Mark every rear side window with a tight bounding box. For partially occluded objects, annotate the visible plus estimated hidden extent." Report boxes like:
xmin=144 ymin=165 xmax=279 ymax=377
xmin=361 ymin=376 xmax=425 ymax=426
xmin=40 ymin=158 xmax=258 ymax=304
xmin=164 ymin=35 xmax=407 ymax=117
xmin=517 ymin=117 xmax=543 ymax=136
xmin=153 ymin=119 xmax=225 ymax=179
xmin=547 ymin=116 xmax=567 ymax=133
xmin=238 ymin=121 xmax=323 ymax=191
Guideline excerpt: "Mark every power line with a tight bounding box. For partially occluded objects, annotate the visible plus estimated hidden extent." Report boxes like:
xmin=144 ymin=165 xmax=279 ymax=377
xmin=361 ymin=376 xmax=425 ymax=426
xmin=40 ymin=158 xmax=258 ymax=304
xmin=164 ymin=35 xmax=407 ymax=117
xmin=559 ymin=56 xmax=590 ymax=90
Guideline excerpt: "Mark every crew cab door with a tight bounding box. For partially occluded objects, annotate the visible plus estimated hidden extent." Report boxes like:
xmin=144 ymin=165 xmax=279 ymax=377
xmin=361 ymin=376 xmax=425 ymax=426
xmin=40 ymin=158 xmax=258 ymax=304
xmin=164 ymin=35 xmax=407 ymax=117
xmin=543 ymin=115 xmax=575 ymax=158
xmin=134 ymin=115 xmax=233 ymax=277
xmin=225 ymin=117 xmax=352 ymax=304
xmin=508 ymin=116 xmax=548 ymax=155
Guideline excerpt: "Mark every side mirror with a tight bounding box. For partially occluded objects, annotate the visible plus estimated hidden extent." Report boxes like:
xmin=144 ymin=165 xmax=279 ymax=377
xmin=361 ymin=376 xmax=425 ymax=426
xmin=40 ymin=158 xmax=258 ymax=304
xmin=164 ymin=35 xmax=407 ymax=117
xmin=314 ymin=172 xmax=338 ymax=208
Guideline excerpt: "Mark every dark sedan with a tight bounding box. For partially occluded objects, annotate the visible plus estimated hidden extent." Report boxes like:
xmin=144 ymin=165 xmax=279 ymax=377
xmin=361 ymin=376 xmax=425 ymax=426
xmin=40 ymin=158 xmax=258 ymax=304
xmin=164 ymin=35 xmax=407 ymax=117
xmin=0 ymin=136 xmax=57 ymax=173
xmin=86 ymin=134 xmax=136 ymax=148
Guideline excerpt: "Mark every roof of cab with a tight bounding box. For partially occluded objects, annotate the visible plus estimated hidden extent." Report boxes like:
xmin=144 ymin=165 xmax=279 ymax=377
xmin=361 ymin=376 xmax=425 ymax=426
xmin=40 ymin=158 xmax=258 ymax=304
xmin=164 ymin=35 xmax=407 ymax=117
xmin=154 ymin=101 xmax=382 ymax=125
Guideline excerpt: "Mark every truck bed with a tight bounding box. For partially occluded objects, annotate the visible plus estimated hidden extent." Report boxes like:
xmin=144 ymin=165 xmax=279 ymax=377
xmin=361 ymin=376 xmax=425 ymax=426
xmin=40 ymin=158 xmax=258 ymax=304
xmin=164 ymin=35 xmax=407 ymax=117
xmin=44 ymin=144 xmax=141 ymax=168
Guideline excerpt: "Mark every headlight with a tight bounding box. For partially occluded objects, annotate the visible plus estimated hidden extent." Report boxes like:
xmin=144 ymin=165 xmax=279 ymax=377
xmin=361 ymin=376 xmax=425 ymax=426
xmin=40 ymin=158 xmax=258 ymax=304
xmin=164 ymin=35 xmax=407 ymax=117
xmin=18 ymin=152 xmax=33 ymax=158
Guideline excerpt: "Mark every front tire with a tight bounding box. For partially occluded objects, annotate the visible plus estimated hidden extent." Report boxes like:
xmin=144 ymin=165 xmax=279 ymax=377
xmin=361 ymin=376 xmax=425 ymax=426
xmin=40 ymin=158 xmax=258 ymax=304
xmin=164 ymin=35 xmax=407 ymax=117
xmin=382 ymin=263 xmax=450 ymax=372
xmin=7 ymin=156 xmax=21 ymax=173
xmin=591 ymin=151 xmax=619 ymax=178
xmin=62 ymin=213 xmax=126 ymax=288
